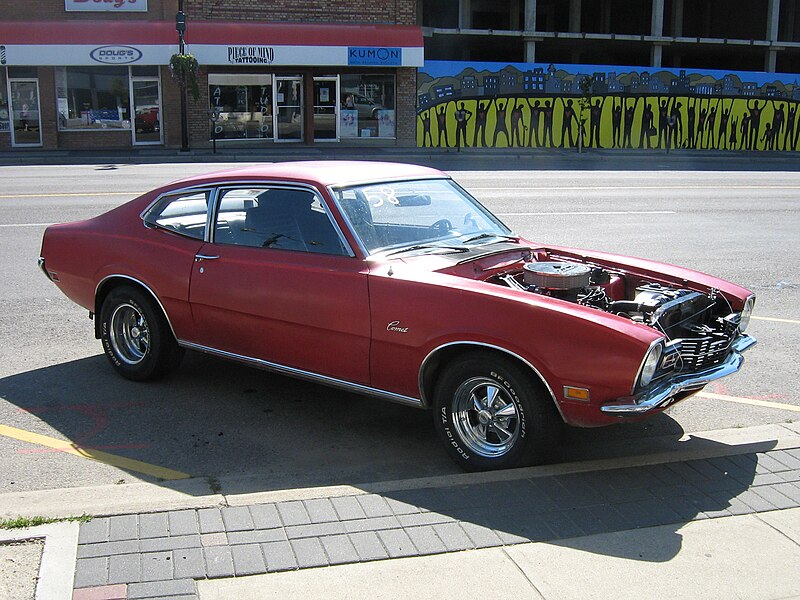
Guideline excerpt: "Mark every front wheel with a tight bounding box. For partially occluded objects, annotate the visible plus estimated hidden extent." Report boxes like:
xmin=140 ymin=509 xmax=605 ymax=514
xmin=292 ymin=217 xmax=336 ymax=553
xmin=100 ymin=286 xmax=184 ymax=381
xmin=432 ymin=353 xmax=559 ymax=471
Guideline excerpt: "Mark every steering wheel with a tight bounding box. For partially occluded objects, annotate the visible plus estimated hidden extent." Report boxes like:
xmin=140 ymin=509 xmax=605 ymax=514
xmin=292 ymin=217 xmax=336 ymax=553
xmin=429 ymin=219 xmax=453 ymax=236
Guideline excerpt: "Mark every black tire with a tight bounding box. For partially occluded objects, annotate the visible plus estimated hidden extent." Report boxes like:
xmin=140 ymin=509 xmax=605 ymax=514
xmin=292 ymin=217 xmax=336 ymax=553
xmin=432 ymin=352 xmax=559 ymax=471
xmin=99 ymin=285 xmax=184 ymax=381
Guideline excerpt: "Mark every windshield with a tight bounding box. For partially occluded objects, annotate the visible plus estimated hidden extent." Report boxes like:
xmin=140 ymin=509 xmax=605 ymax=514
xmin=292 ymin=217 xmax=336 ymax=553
xmin=332 ymin=178 xmax=514 ymax=255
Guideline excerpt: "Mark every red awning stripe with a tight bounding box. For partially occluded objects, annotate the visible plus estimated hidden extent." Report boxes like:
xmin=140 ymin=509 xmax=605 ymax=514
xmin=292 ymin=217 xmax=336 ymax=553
xmin=0 ymin=20 xmax=423 ymax=47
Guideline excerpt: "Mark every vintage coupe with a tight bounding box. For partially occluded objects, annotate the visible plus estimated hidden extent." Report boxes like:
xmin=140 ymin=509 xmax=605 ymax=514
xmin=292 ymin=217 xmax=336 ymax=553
xmin=39 ymin=162 xmax=756 ymax=471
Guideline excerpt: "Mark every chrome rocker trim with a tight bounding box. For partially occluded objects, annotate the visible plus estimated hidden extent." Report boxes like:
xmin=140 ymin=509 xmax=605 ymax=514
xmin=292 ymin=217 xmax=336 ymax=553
xmin=178 ymin=340 xmax=424 ymax=409
xmin=601 ymin=334 xmax=757 ymax=415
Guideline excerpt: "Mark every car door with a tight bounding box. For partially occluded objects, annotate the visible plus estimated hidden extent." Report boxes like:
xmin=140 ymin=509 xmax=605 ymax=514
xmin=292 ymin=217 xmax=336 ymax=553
xmin=187 ymin=184 xmax=371 ymax=385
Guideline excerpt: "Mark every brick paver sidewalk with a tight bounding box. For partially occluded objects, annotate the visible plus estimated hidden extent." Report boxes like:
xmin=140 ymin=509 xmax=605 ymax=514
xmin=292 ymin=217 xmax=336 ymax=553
xmin=72 ymin=447 xmax=800 ymax=600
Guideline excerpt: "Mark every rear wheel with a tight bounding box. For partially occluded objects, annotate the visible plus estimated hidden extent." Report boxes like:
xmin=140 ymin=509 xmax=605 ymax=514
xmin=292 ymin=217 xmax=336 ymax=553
xmin=100 ymin=286 xmax=184 ymax=381
xmin=432 ymin=352 xmax=559 ymax=471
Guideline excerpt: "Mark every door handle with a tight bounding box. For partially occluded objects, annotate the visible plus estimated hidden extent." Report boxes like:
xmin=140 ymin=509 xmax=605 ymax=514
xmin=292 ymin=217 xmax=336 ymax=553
xmin=194 ymin=254 xmax=220 ymax=262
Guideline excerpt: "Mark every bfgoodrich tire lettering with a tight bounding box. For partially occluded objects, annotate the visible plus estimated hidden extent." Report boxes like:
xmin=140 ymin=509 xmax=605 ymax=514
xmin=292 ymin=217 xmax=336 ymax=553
xmin=432 ymin=352 xmax=558 ymax=471
xmin=100 ymin=285 xmax=184 ymax=381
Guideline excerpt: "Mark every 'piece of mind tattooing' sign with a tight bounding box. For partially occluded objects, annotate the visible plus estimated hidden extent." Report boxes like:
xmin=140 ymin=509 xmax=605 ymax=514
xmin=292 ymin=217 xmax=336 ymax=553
xmin=65 ymin=0 xmax=147 ymax=11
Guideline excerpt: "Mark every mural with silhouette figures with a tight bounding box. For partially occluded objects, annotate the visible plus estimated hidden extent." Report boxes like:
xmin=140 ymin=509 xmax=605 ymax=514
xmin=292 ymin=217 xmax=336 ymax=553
xmin=417 ymin=61 xmax=800 ymax=152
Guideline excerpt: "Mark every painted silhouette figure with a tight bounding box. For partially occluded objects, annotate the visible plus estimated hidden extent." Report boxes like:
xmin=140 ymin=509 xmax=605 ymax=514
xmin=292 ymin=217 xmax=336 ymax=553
xmin=588 ymin=97 xmax=606 ymax=148
xmin=611 ymin=97 xmax=622 ymax=148
xmin=686 ymin=98 xmax=697 ymax=149
xmin=527 ymin=99 xmax=542 ymax=147
xmin=761 ymin=122 xmax=777 ymax=151
xmin=668 ymin=100 xmax=683 ymax=150
xmin=748 ymin=99 xmax=764 ymax=150
xmin=697 ymin=101 xmax=708 ymax=149
xmin=436 ymin=104 xmax=449 ymax=147
xmin=704 ymin=101 xmax=718 ymax=150
xmin=717 ymin=100 xmax=731 ymax=150
xmin=623 ymin=97 xmax=637 ymax=148
xmin=739 ymin=114 xmax=751 ymax=150
xmin=453 ymin=101 xmax=472 ymax=148
xmin=510 ymin=99 xmax=525 ymax=147
xmin=472 ymin=102 xmax=488 ymax=148
xmin=784 ymin=103 xmax=797 ymax=152
xmin=491 ymin=98 xmax=510 ymax=147
xmin=420 ymin=110 xmax=433 ymax=146
xmin=638 ymin=100 xmax=654 ymax=149
xmin=729 ymin=116 xmax=738 ymax=149
xmin=559 ymin=98 xmax=578 ymax=148
xmin=657 ymin=98 xmax=669 ymax=148
xmin=770 ymin=100 xmax=785 ymax=150
xmin=542 ymin=100 xmax=555 ymax=147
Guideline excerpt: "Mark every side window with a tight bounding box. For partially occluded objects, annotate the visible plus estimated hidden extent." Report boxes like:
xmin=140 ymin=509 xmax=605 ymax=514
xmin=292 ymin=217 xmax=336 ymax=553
xmin=143 ymin=190 xmax=210 ymax=241
xmin=214 ymin=187 xmax=347 ymax=256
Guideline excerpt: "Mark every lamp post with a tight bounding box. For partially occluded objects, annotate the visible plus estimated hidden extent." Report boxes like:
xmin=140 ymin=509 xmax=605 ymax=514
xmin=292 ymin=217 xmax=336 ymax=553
xmin=176 ymin=0 xmax=189 ymax=152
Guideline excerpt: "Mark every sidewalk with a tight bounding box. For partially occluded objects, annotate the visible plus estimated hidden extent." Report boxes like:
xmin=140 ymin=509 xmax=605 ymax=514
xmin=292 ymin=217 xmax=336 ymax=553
xmin=3 ymin=422 xmax=799 ymax=599
xmin=2 ymin=145 xmax=800 ymax=171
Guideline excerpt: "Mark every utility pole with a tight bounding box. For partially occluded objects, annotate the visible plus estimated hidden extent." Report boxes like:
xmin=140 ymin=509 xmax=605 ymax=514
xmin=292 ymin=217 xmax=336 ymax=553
xmin=176 ymin=0 xmax=189 ymax=152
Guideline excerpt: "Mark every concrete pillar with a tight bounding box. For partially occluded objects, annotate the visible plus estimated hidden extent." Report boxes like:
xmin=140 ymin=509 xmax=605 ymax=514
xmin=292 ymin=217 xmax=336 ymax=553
xmin=525 ymin=0 xmax=537 ymax=30
xmin=459 ymin=0 xmax=471 ymax=29
xmin=651 ymin=45 xmax=663 ymax=67
xmin=651 ymin=0 xmax=664 ymax=67
xmin=670 ymin=0 xmax=683 ymax=36
xmin=651 ymin=0 xmax=664 ymax=36
xmin=766 ymin=0 xmax=780 ymax=72
xmin=525 ymin=0 xmax=537 ymax=62
xmin=767 ymin=0 xmax=781 ymax=40
xmin=569 ymin=0 xmax=581 ymax=32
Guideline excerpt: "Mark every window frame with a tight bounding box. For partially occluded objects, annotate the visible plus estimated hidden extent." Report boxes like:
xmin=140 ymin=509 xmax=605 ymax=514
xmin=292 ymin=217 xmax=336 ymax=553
xmin=209 ymin=182 xmax=357 ymax=257
xmin=140 ymin=187 xmax=217 ymax=242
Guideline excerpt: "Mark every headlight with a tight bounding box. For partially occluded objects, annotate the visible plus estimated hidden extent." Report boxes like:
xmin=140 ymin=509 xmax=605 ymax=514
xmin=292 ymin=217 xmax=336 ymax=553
xmin=639 ymin=342 xmax=663 ymax=388
xmin=739 ymin=296 xmax=755 ymax=333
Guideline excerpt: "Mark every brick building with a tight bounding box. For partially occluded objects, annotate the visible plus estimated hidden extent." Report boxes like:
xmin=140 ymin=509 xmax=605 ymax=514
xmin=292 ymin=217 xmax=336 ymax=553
xmin=0 ymin=0 xmax=421 ymax=151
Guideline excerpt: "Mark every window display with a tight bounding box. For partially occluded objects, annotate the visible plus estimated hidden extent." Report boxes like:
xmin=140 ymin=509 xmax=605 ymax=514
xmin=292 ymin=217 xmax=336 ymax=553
xmin=208 ymin=74 xmax=273 ymax=140
xmin=56 ymin=67 xmax=131 ymax=130
xmin=340 ymin=73 xmax=395 ymax=138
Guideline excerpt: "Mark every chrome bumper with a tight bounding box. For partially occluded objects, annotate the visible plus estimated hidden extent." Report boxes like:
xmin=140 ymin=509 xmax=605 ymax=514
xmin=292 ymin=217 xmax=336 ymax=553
xmin=601 ymin=334 xmax=757 ymax=415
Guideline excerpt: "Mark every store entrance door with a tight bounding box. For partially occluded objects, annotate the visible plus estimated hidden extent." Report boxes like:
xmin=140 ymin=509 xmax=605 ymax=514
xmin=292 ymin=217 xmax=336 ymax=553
xmin=9 ymin=79 xmax=41 ymax=147
xmin=131 ymin=79 xmax=162 ymax=145
xmin=313 ymin=77 xmax=338 ymax=141
xmin=274 ymin=77 xmax=303 ymax=142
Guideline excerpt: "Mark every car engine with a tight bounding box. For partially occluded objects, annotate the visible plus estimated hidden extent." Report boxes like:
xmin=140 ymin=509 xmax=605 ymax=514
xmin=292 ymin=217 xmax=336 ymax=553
xmin=496 ymin=260 xmax=745 ymax=373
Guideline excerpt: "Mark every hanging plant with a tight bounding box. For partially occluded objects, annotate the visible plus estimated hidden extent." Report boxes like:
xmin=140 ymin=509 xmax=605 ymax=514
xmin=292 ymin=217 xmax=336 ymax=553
xmin=169 ymin=53 xmax=200 ymax=101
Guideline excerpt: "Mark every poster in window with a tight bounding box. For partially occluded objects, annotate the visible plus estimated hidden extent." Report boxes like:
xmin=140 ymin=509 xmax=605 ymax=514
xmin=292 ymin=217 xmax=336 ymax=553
xmin=377 ymin=110 xmax=395 ymax=138
xmin=340 ymin=109 xmax=358 ymax=137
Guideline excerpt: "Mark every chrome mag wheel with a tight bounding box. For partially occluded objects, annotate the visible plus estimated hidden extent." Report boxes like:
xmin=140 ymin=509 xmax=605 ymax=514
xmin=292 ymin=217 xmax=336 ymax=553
xmin=451 ymin=376 xmax=521 ymax=458
xmin=109 ymin=303 xmax=150 ymax=365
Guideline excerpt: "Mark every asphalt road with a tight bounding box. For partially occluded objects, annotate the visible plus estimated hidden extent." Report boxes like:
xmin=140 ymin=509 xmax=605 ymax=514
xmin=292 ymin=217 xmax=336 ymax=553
xmin=0 ymin=162 xmax=797 ymax=496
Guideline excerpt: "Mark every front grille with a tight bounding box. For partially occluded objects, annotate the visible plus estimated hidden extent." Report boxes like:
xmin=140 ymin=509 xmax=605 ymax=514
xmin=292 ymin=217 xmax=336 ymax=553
xmin=676 ymin=334 xmax=733 ymax=371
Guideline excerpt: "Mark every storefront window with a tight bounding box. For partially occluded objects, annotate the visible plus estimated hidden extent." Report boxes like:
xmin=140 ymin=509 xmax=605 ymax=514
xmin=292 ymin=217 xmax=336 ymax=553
xmin=208 ymin=74 xmax=273 ymax=140
xmin=0 ymin=69 xmax=9 ymax=133
xmin=55 ymin=66 xmax=131 ymax=130
xmin=340 ymin=74 xmax=395 ymax=139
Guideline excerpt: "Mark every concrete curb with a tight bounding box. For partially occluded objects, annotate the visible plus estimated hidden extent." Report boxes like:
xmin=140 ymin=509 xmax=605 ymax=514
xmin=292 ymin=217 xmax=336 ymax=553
xmin=1 ymin=521 xmax=79 ymax=600
xmin=1 ymin=422 xmax=798 ymax=520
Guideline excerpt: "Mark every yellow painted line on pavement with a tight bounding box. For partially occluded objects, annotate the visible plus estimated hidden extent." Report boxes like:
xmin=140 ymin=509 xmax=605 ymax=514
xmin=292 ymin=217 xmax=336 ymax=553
xmin=696 ymin=392 xmax=800 ymax=413
xmin=0 ymin=192 xmax=140 ymax=199
xmin=752 ymin=316 xmax=800 ymax=325
xmin=0 ymin=424 xmax=191 ymax=480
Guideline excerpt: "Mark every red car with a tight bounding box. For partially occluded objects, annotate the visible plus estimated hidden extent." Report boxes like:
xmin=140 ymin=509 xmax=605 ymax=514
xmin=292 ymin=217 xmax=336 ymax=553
xmin=39 ymin=162 xmax=756 ymax=471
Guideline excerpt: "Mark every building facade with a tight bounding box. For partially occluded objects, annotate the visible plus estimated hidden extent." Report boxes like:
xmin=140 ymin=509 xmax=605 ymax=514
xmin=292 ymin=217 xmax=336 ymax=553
xmin=422 ymin=0 xmax=800 ymax=74
xmin=0 ymin=0 xmax=421 ymax=151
